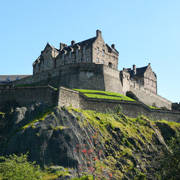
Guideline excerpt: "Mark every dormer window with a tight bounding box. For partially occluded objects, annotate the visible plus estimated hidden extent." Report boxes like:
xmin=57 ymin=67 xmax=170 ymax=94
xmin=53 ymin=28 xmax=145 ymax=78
xmin=83 ymin=47 xmax=86 ymax=54
xmin=102 ymin=50 xmax=105 ymax=56
xmin=97 ymin=47 xmax=99 ymax=54
xmin=76 ymin=49 xmax=78 ymax=56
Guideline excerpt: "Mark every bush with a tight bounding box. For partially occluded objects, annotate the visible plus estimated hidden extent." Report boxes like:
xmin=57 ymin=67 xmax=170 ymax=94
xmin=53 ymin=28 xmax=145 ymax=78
xmin=0 ymin=153 xmax=44 ymax=180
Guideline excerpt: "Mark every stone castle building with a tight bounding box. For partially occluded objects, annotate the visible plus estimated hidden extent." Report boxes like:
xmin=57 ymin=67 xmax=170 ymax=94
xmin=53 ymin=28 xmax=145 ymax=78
xmin=33 ymin=30 xmax=118 ymax=75
xmin=11 ymin=30 xmax=171 ymax=109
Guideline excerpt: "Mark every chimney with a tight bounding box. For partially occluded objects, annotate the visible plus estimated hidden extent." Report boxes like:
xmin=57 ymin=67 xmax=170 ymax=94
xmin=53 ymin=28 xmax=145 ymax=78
xmin=133 ymin=64 xmax=136 ymax=74
xmin=60 ymin=43 xmax=67 ymax=51
xmin=71 ymin=40 xmax=75 ymax=46
xmin=96 ymin=29 xmax=102 ymax=37
xmin=148 ymin=63 xmax=151 ymax=66
xmin=111 ymin=44 xmax=115 ymax=49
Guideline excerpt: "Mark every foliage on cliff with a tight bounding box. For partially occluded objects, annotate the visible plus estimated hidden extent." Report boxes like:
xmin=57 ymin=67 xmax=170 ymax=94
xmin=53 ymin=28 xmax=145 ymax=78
xmin=0 ymin=104 xmax=180 ymax=179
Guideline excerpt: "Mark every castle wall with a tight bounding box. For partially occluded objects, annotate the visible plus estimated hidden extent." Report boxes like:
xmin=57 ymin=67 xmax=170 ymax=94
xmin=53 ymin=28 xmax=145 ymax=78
xmin=13 ymin=64 xmax=107 ymax=91
xmin=0 ymin=86 xmax=57 ymax=108
xmin=143 ymin=66 xmax=157 ymax=94
xmin=58 ymin=87 xmax=80 ymax=108
xmin=103 ymin=66 xmax=124 ymax=94
xmin=92 ymin=32 xmax=118 ymax=69
xmin=129 ymin=86 xmax=171 ymax=110
xmin=56 ymin=88 xmax=178 ymax=122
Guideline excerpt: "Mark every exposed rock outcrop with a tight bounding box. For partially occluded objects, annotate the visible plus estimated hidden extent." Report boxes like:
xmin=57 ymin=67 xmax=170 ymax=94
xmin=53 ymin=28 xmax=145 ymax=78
xmin=0 ymin=104 xmax=180 ymax=179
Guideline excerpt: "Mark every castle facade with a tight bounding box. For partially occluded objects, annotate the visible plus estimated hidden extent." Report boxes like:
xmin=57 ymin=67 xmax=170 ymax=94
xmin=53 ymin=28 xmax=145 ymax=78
xmin=33 ymin=30 xmax=118 ymax=75
xmin=12 ymin=30 xmax=171 ymax=109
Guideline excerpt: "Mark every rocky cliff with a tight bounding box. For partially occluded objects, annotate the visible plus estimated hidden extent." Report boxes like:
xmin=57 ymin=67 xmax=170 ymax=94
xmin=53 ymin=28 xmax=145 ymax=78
xmin=0 ymin=104 xmax=180 ymax=179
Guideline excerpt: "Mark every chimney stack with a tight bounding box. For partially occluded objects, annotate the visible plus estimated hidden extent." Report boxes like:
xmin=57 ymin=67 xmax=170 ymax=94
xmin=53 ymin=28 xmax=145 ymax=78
xmin=60 ymin=43 xmax=67 ymax=51
xmin=133 ymin=64 xmax=136 ymax=74
xmin=96 ymin=29 xmax=102 ymax=37
xmin=111 ymin=44 xmax=115 ymax=49
xmin=71 ymin=40 xmax=75 ymax=46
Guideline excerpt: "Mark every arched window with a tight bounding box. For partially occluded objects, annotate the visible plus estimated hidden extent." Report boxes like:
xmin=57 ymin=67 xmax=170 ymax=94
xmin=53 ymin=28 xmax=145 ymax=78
xmin=108 ymin=62 xmax=112 ymax=68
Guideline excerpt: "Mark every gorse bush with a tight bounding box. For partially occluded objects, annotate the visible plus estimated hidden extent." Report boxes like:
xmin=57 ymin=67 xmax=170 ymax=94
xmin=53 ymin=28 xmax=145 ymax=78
xmin=0 ymin=153 xmax=44 ymax=180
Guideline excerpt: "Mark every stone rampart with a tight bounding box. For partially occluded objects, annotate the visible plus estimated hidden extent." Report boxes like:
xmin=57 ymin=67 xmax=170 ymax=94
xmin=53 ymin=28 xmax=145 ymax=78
xmin=57 ymin=87 xmax=180 ymax=122
xmin=13 ymin=63 xmax=122 ymax=93
xmin=129 ymin=86 xmax=171 ymax=110
xmin=58 ymin=87 xmax=80 ymax=109
xmin=12 ymin=63 xmax=172 ymax=110
xmin=103 ymin=66 xmax=124 ymax=94
xmin=0 ymin=85 xmax=57 ymax=109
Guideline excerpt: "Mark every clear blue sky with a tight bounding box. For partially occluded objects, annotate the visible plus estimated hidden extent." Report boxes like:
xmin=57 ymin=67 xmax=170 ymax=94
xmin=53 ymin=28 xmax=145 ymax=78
xmin=0 ymin=0 xmax=180 ymax=102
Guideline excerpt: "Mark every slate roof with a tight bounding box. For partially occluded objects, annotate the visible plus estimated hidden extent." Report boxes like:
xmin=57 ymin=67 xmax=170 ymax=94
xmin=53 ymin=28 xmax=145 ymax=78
xmin=61 ymin=37 xmax=97 ymax=53
xmin=0 ymin=75 xmax=30 ymax=83
xmin=124 ymin=66 xmax=148 ymax=79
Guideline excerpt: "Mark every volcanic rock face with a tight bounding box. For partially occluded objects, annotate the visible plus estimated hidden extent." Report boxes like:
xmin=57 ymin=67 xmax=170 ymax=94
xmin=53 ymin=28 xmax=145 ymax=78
xmin=0 ymin=104 xmax=179 ymax=179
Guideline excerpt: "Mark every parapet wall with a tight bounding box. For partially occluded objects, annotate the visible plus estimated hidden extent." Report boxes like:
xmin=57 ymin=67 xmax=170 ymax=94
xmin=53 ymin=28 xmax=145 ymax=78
xmin=0 ymin=85 xmax=57 ymax=109
xmin=0 ymin=85 xmax=179 ymax=122
xmin=12 ymin=63 xmax=172 ymax=110
xmin=58 ymin=87 xmax=180 ymax=122
xmin=129 ymin=86 xmax=172 ymax=110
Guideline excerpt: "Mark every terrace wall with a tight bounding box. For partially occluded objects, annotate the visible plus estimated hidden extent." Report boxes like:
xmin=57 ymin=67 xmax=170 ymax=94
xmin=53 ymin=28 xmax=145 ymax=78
xmin=57 ymin=87 xmax=180 ymax=123
xmin=0 ymin=85 xmax=57 ymax=109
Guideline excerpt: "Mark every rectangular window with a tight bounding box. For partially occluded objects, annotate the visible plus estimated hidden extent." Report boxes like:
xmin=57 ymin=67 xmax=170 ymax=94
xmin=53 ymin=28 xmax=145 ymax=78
xmin=97 ymin=47 xmax=99 ymax=54
xmin=102 ymin=60 xmax=104 ymax=64
xmin=69 ymin=52 xmax=71 ymax=58
xmin=102 ymin=50 xmax=105 ymax=56
xmin=76 ymin=49 xmax=78 ymax=56
xmin=83 ymin=47 xmax=86 ymax=54
xmin=96 ymin=58 xmax=99 ymax=63
xmin=86 ymin=57 xmax=89 ymax=62
xmin=62 ymin=54 xmax=65 ymax=61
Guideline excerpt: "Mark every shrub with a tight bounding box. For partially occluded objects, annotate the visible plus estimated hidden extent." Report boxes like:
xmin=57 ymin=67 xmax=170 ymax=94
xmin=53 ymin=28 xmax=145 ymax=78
xmin=0 ymin=153 xmax=44 ymax=180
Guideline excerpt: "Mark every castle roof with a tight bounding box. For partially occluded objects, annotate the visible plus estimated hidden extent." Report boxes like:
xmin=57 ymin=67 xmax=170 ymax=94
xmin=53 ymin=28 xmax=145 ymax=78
xmin=58 ymin=37 xmax=97 ymax=54
xmin=123 ymin=65 xmax=148 ymax=79
xmin=124 ymin=64 xmax=157 ymax=79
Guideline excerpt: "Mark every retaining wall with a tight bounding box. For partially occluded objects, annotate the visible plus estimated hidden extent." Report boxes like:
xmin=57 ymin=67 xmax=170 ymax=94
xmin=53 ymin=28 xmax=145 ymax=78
xmin=130 ymin=86 xmax=172 ymax=110
xmin=58 ymin=87 xmax=180 ymax=122
xmin=0 ymin=85 xmax=57 ymax=108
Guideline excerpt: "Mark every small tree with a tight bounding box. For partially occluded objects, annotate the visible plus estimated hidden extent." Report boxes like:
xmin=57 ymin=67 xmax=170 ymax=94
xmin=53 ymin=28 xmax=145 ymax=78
xmin=159 ymin=131 xmax=180 ymax=179
xmin=0 ymin=153 xmax=44 ymax=180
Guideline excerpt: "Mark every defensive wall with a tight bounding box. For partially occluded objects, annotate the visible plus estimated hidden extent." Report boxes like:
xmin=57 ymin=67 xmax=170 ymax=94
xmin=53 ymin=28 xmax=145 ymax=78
xmin=129 ymin=85 xmax=171 ymax=110
xmin=13 ymin=63 xmax=123 ymax=94
xmin=0 ymin=85 xmax=57 ymax=109
xmin=12 ymin=63 xmax=171 ymax=110
xmin=58 ymin=87 xmax=180 ymax=123
xmin=0 ymin=85 xmax=179 ymax=122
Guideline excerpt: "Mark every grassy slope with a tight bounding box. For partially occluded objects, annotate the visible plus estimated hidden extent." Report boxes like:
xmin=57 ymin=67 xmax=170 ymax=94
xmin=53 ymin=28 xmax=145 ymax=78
xmin=67 ymin=107 xmax=180 ymax=179
xmin=74 ymin=89 xmax=135 ymax=101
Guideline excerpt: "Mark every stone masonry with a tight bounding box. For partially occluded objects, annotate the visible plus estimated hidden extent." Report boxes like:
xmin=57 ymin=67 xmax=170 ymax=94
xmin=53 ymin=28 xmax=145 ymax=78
xmin=9 ymin=30 xmax=172 ymax=110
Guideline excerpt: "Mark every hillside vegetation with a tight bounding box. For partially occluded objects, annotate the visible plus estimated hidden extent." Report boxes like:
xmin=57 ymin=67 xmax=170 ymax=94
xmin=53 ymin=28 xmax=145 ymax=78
xmin=74 ymin=89 xmax=135 ymax=101
xmin=0 ymin=104 xmax=180 ymax=179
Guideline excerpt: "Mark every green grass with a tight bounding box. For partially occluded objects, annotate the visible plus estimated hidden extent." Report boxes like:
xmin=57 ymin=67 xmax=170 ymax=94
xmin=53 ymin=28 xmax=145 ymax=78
xmin=148 ymin=105 xmax=160 ymax=109
xmin=74 ymin=89 xmax=135 ymax=101
xmin=20 ymin=109 xmax=53 ymax=130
